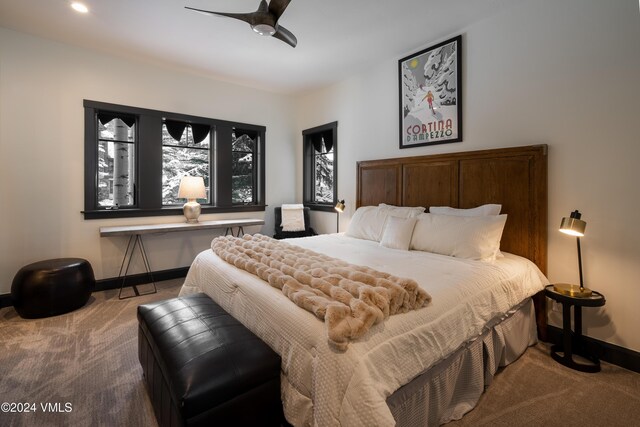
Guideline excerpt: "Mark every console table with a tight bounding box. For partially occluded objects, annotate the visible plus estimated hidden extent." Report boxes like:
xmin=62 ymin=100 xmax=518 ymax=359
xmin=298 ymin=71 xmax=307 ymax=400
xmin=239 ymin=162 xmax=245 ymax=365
xmin=100 ymin=218 xmax=264 ymax=299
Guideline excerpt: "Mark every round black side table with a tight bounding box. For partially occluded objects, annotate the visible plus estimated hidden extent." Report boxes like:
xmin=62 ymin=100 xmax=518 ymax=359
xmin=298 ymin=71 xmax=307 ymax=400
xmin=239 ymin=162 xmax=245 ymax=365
xmin=544 ymin=284 xmax=605 ymax=373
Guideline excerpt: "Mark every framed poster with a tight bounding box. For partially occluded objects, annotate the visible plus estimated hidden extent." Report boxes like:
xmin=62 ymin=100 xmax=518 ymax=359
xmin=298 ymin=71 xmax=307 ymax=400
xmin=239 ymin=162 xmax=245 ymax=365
xmin=399 ymin=35 xmax=462 ymax=149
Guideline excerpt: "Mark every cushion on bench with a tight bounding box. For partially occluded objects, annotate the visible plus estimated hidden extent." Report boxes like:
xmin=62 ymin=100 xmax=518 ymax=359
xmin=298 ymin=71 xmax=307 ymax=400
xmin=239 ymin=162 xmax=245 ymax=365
xmin=137 ymin=293 xmax=283 ymax=427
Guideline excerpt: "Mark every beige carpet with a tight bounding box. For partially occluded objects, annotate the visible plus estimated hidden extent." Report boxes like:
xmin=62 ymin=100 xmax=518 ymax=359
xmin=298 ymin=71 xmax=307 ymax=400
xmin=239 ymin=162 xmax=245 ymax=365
xmin=0 ymin=280 xmax=178 ymax=427
xmin=448 ymin=344 xmax=640 ymax=427
xmin=1 ymin=280 xmax=639 ymax=427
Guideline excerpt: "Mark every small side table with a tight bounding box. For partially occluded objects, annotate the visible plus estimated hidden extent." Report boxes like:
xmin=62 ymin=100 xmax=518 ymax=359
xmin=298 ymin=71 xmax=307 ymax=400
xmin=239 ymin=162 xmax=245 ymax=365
xmin=544 ymin=284 xmax=605 ymax=373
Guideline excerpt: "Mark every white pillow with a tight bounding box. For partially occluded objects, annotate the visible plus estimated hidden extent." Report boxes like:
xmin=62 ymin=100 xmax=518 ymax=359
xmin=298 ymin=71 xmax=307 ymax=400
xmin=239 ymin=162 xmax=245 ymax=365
xmin=380 ymin=216 xmax=417 ymax=250
xmin=345 ymin=206 xmax=390 ymax=241
xmin=410 ymin=213 xmax=507 ymax=261
xmin=378 ymin=203 xmax=425 ymax=218
xmin=429 ymin=204 xmax=502 ymax=216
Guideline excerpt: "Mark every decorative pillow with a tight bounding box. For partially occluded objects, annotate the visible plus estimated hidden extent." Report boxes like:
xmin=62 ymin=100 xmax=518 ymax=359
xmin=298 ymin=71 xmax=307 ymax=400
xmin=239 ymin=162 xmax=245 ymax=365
xmin=429 ymin=204 xmax=502 ymax=216
xmin=380 ymin=216 xmax=417 ymax=250
xmin=345 ymin=206 xmax=390 ymax=241
xmin=410 ymin=213 xmax=508 ymax=261
xmin=378 ymin=203 xmax=425 ymax=218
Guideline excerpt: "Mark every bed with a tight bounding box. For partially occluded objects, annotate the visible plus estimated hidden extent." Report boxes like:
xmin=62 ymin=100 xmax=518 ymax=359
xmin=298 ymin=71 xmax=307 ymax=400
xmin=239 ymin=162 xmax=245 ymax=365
xmin=180 ymin=145 xmax=549 ymax=426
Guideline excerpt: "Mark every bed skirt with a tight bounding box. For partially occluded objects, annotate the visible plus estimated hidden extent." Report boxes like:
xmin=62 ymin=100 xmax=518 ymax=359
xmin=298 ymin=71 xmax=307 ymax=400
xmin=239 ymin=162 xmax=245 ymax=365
xmin=387 ymin=298 xmax=537 ymax=426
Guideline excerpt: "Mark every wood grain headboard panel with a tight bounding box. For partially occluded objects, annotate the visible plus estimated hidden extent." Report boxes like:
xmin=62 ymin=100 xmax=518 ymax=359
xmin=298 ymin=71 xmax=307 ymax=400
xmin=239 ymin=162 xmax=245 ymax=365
xmin=357 ymin=145 xmax=548 ymax=339
xmin=357 ymin=145 xmax=548 ymax=273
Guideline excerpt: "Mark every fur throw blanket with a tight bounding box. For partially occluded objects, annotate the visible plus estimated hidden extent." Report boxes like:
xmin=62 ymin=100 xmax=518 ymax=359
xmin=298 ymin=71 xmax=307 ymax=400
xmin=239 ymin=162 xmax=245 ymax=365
xmin=211 ymin=234 xmax=431 ymax=351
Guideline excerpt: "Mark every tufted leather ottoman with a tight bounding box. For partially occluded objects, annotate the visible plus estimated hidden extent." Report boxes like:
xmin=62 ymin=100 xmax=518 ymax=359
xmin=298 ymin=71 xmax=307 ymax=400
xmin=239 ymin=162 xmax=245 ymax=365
xmin=137 ymin=293 xmax=283 ymax=427
xmin=11 ymin=258 xmax=95 ymax=318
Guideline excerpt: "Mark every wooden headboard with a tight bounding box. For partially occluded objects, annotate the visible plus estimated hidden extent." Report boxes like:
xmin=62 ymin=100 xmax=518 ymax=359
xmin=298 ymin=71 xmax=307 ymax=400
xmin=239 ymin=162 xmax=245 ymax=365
xmin=356 ymin=145 xmax=548 ymax=338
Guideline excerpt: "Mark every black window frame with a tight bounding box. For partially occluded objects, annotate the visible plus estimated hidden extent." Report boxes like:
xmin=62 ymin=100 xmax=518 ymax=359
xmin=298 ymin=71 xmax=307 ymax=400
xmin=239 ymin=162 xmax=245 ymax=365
xmin=83 ymin=100 xmax=265 ymax=219
xmin=303 ymin=121 xmax=338 ymax=212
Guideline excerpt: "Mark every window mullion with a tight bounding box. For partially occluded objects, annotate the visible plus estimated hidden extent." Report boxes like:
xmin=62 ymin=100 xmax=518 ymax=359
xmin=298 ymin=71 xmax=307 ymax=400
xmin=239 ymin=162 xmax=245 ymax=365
xmin=216 ymin=125 xmax=233 ymax=207
xmin=137 ymin=115 xmax=163 ymax=210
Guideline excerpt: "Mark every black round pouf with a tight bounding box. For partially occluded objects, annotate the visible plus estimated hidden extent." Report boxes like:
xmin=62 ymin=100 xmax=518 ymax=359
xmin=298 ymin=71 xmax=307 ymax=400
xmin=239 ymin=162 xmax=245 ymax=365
xmin=11 ymin=258 xmax=95 ymax=319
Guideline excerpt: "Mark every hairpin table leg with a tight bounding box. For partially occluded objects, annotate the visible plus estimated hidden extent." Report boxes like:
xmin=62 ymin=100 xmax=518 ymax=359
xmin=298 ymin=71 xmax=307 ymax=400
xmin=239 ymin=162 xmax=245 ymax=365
xmin=118 ymin=234 xmax=157 ymax=299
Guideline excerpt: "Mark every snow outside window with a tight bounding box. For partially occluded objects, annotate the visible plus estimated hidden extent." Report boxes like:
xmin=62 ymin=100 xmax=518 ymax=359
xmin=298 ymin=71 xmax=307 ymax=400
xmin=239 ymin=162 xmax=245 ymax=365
xmin=161 ymin=123 xmax=211 ymax=205
xmin=314 ymin=141 xmax=334 ymax=203
xmin=231 ymin=129 xmax=256 ymax=204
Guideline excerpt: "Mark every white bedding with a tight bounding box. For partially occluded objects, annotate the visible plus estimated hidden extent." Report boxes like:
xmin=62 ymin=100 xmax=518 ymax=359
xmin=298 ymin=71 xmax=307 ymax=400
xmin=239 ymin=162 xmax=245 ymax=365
xmin=179 ymin=234 xmax=548 ymax=427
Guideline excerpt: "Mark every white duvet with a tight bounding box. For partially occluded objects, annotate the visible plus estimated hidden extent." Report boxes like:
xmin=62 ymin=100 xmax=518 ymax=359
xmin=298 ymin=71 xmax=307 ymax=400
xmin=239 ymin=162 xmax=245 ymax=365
xmin=179 ymin=234 xmax=548 ymax=426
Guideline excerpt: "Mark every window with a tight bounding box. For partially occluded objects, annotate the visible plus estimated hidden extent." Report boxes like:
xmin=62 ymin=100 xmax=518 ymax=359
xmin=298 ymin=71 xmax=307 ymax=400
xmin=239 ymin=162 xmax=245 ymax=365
xmin=232 ymin=128 xmax=257 ymax=204
xmin=303 ymin=122 xmax=338 ymax=211
xmin=83 ymin=100 xmax=265 ymax=219
xmin=162 ymin=122 xmax=211 ymax=205
xmin=97 ymin=114 xmax=136 ymax=208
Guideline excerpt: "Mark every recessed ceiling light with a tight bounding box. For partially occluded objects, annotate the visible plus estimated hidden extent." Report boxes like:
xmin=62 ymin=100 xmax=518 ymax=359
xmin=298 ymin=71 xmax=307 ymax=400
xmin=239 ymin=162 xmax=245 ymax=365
xmin=71 ymin=2 xmax=89 ymax=14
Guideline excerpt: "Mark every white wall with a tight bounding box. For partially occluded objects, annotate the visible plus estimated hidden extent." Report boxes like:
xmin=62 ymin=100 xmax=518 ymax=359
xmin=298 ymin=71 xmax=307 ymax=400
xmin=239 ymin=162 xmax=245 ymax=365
xmin=0 ymin=27 xmax=297 ymax=290
xmin=296 ymin=0 xmax=640 ymax=351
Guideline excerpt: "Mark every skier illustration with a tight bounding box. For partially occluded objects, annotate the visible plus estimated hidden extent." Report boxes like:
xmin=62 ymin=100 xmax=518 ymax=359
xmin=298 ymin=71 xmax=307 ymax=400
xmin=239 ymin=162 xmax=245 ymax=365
xmin=422 ymin=90 xmax=435 ymax=114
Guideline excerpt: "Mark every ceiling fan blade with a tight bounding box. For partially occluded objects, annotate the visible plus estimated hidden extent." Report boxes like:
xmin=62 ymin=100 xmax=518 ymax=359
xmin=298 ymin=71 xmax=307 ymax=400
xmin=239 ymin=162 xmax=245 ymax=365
xmin=185 ymin=6 xmax=255 ymax=25
xmin=268 ymin=0 xmax=292 ymax=20
xmin=256 ymin=0 xmax=270 ymax=14
xmin=273 ymin=25 xmax=297 ymax=48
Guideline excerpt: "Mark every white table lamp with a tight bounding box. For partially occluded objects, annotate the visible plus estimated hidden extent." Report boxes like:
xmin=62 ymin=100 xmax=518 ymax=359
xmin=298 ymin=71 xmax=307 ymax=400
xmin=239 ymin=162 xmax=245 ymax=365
xmin=178 ymin=176 xmax=206 ymax=223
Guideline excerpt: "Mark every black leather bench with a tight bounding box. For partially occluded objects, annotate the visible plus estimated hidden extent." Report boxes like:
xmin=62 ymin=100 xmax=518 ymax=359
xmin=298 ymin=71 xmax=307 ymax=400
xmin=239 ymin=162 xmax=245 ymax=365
xmin=137 ymin=293 xmax=283 ymax=427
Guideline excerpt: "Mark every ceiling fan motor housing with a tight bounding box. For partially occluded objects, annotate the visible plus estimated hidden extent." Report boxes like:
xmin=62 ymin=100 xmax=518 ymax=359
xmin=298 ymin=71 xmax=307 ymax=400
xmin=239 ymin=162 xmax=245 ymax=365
xmin=252 ymin=23 xmax=277 ymax=36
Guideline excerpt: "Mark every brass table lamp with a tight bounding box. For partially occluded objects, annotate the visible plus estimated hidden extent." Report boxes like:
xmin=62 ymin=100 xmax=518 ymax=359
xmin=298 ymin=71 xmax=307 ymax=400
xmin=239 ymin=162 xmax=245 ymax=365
xmin=555 ymin=210 xmax=592 ymax=297
xmin=334 ymin=199 xmax=345 ymax=233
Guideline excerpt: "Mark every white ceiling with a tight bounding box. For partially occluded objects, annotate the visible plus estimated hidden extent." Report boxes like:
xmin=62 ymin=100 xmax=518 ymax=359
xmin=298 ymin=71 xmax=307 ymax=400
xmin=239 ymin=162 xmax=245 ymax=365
xmin=0 ymin=0 xmax=518 ymax=93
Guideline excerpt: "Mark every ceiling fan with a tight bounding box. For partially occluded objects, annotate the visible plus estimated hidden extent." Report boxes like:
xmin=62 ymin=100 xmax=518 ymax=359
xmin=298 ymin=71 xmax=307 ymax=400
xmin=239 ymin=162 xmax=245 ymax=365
xmin=186 ymin=0 xmax=297 ymax=48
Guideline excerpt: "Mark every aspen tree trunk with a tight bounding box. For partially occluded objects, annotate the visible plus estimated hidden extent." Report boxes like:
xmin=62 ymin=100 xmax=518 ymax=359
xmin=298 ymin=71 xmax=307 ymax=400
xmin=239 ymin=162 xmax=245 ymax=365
xmin=113 ymin=119 xmax=130 ymax=206
xmin=98 ymin=137 xmax=110 ymax=204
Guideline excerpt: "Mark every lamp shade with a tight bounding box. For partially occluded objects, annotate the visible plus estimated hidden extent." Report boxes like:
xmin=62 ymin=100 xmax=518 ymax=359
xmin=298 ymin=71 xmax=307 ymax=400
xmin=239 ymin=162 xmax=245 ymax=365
xmin=178 ymin=176 xmax=205 ymax=200
xmin=335 ymin=200 xmax=345 ymax=213
xmin=559 ymin=210 xmax=586 ymax=237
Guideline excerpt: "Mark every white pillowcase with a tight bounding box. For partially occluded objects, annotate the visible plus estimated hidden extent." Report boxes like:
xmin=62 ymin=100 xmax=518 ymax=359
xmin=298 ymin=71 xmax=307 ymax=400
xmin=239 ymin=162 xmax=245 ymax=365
xmin=380 ymin=216 xmax=417 ymax=250
xmin=345 ymin=206 xmax=390 ymax=241
xmin=429 ymin=204 xmax=502 ymax=216
xmin=345 ymin=205 xmax=426 ymax=242
xmin=378 ymin=203 xmax=425 ymax=218
xmin=410 ymin=213 xmax=507 ymax=261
